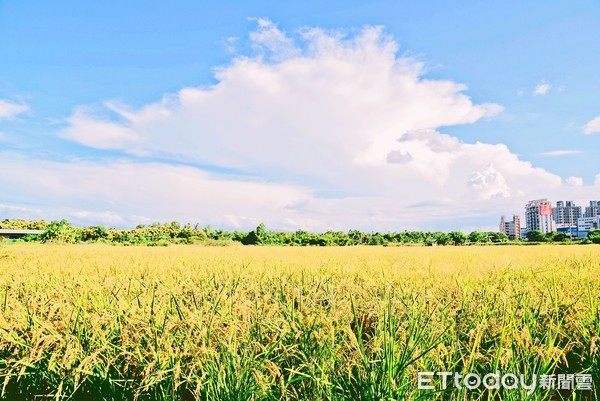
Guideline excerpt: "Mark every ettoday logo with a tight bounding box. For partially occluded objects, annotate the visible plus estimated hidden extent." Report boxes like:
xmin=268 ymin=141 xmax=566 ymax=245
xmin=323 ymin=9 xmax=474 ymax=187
xmin=418 ymin=371 xmax=593 ymax=394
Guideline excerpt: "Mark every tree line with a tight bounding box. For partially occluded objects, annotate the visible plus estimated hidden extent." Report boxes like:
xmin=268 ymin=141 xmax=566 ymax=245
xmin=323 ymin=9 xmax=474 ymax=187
xmin=1 ymin=219 xmax=598 ymax=246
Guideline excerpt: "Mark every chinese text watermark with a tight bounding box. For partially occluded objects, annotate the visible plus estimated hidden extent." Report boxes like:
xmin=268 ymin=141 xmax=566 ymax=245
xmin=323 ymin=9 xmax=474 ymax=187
xmin=418 ymin=371 xmax=593 ymax=394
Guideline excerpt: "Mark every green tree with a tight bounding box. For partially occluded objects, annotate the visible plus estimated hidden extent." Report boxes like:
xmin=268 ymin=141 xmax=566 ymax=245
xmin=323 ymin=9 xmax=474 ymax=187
xmin=468 ymin=231 xmax=484 ymax=243
xmin=434 ymin=232 xmax=452 ymax=246
xmin=368 ymin=233 xmax=386 ymax=246
xmin=588 ymin=230 xmax=600 ymax=244
xmin=80 ymin=226 xmax=108 ymax=242
xmin=242 ymin=223 xmax=271 ymax=245
xmin=550 ymin=232 xmax=567 ymax=242
xmin=489 ymin=232 xmax=508 ymax=243
xmin=449 ymin=231 xmax=467 ymax=245
xmin=526 ymin=230 xmax=546 ymax=242
xmin=41 ymin=220 xmax=77 ymax=244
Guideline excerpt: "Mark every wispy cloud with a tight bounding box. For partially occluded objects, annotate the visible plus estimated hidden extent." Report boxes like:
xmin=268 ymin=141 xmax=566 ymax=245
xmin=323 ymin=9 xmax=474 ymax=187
xmin=0 ymin=99 xmax=29 ymax=119
xmin=540 ymin=150 xmax=582 ymax=156
xmin=534 ymin=81 xmax=551 ymax=96
xmin=584 ymin=116 xmax=600 ymax=134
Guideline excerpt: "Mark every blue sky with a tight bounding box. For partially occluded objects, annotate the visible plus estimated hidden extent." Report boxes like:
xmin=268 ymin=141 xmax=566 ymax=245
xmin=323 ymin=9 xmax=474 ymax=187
xmin=1 ymin=1 xmax=599 ymax=231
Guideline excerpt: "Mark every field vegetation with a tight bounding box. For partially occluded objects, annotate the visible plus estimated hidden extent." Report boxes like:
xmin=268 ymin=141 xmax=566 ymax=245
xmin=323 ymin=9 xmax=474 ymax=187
xmin=0 ymin=244 xmax=598 ymax=400
xmin=3 ymin=219 xmax=599 ymax=246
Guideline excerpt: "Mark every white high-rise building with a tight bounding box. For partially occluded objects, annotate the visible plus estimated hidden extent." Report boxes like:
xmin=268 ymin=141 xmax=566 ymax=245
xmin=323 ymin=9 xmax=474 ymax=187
xmin=585 ymin=201 xmax=600 ymax=218
xmin=499 ymin=215 xmax=521 ymax=239
xmin=525 ymin=199 xmax=555 ymax=234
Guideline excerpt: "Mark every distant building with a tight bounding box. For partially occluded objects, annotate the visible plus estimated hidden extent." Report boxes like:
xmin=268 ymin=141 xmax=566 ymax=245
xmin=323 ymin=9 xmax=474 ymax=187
xmin=499 ymin=214 xmax=521 ymax=239
xmin=555 ymin=225 xmax=577 ymax=238
xmin=552 ymin=201 xmax=581 ymax=226
xmin=0 ymin=229 xmax=45 ymax=240
xmin=585 ymin=200 xmax=600 ymax=218
xmin=577 ymin=216 xmax=600 ymax=238
xmin=525 ymin=199 xmax=555 ymax=234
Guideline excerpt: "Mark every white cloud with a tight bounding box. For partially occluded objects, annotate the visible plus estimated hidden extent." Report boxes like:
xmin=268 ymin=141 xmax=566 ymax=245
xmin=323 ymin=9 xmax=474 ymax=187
xmin=468 ymin=164 xmax=511 ymax=199
xmin=5 ymin=22 xmax=598 ymax=231
xmin=584 ymin=116 xmax=600 ymax=134
xmin=534 ymin=82 xmax=551 ymax=96
xmin=540 ymin=150 xmax=582 ymax=156
xmin=69 ymin=210 xmax=128 ymax=226
xmin=0 ymin=99 xmax=29 ymax=119
xmin=0 ymin=155 xmax=319 ymax=230
xmin=2 ymin=152 xmax=599 ymax=231
xmin=248 ymin=18 xmax=300 ymax=61
xmin=223 ymin=37 xmax=239 ymax=53
xmin=61 ymin=107 xmax=141 ymax=149
xmin=60 ymin=24 xmax=504 ymax=190
xmin=0 ymin=203 xmax=44 ymax=219
xmin=565 ymin=176 xmax=583 ymax=187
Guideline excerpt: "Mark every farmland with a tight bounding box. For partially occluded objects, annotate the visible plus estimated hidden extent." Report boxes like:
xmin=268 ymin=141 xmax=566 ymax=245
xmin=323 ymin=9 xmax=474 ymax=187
xmin=0 ymin=244 xmax=598 ymax=400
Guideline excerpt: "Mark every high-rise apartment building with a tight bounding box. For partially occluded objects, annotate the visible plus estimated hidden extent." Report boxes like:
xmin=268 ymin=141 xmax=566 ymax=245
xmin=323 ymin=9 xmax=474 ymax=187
xmin=499 ymin=215 xmax=521 ymax=239
xmin=514 ymin=214 xmax=522 ymax=238
xmin=585 ymin=201 xmax=600 ymax=218
xmin=525 ymin=199 xmax=555 ymax=233
xmin=552 ymin=200 xmax=581 ymax=227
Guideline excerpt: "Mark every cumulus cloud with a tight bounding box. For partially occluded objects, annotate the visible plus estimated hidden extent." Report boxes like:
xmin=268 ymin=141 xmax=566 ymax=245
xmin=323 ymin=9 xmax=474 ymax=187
xmin=0 ymin=99 xmax=29 ymax=119
xmin=386 ymin=150 xmax=412 ymax=164
xmin=468 ymin=164 xmax=511 ymax=199
xmin=249 ymin=18 xmax=300 ymax=60
xmin=60 ymin=23 xmax=504 ymax=192
xmin=534 ymin=82 xmax=551 ymax=95
xmin=565 ymin=176 xmax=583 ymax=187
xmin=5 ymin=21 xmax=597 ymax=231
xmin=584 ymin=116 xmax=600 ymax=134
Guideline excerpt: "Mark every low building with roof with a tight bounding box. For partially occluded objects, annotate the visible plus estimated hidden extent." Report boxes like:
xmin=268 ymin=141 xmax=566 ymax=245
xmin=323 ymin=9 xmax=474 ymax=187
xmin=0 ymin=229 xmax=45 ymax=240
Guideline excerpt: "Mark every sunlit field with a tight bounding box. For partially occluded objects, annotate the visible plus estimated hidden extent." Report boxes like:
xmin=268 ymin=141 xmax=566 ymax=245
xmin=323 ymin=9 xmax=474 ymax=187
xmin=0 ymin=244 xmax=598 ymax=400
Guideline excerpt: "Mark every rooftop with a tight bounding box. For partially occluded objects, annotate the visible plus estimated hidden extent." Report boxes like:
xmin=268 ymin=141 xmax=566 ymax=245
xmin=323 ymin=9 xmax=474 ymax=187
xmin=0 ymin=229 xmax=45 ymax=235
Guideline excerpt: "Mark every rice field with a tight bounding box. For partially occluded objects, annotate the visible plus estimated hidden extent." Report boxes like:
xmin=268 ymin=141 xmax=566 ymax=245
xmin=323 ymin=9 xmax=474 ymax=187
xmin=0 ymin=244 xmax=598 ymax=400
